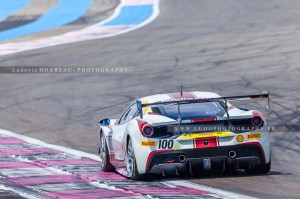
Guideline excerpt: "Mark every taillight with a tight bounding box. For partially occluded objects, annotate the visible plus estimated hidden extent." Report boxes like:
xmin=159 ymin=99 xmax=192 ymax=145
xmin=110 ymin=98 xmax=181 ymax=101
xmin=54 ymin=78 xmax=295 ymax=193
xmin=137 ymin=119 xmax=154 ymax=137
xmin=252 ymin=111 xmax=263 ymax=128
xmin=142 ymin=124 xmax=154 ymax=136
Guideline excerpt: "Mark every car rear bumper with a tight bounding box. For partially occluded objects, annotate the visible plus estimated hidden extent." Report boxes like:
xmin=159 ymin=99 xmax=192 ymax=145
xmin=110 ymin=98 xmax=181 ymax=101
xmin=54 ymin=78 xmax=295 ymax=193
xmin=147 ymin=143 xmax=265 ymax=175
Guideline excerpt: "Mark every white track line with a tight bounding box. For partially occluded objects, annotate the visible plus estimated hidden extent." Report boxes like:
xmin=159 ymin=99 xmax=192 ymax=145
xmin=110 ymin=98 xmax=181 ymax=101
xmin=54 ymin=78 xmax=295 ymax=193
xmin=0 ymin=128 xmax=100 ymax=161
xmin=0 ymin=128 xmax=257 ymax=199
xmin=168 ymin=180 xmax=257 ymax=199
xmin=0 ymin=0 xmax=160 ymax=56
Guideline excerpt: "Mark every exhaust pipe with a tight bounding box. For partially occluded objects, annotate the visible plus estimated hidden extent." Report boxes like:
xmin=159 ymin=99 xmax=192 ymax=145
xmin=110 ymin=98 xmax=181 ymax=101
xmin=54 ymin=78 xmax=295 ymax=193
xmin=228 ymin=150 xmax=237 ymax=159
xmin=178 ymin=154 xmax=187 ymax=163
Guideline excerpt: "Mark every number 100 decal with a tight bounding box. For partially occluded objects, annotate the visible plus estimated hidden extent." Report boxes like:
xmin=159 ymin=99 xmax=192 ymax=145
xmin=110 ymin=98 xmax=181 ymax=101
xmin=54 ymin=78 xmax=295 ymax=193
xmin=158 ymin=140 xmax=174 ymax=149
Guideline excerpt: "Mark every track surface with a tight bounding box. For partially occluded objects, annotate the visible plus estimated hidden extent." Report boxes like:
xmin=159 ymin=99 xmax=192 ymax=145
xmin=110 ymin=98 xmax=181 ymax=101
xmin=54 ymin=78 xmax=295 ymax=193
xmin=0 ymin=0 xmax=300 ymax=198
xmin=0 ymin=129 xmax=253 ymax=199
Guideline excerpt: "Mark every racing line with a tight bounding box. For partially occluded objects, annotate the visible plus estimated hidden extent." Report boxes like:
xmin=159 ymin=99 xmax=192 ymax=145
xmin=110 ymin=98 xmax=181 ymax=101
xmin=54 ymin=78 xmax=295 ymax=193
xmin=0 ymin=129 xmax=255 ymax=199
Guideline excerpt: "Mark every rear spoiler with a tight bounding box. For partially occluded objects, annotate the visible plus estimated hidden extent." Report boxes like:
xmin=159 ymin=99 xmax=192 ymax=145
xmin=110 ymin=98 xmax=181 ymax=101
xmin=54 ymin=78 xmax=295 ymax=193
xmin=136 ymin=91 xmax=270 ymax=119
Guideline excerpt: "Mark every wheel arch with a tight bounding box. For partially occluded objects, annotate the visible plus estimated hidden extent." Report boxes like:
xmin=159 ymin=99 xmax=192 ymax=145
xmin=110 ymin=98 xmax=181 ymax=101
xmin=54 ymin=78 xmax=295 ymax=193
xmin=99 ymin=127 xmax=111 ymax=149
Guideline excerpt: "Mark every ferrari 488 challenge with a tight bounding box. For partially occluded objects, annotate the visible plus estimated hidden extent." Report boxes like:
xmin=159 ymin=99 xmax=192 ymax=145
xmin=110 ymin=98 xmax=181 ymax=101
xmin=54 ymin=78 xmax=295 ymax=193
xmin=98 ymin=91 xmax=271 ymax=180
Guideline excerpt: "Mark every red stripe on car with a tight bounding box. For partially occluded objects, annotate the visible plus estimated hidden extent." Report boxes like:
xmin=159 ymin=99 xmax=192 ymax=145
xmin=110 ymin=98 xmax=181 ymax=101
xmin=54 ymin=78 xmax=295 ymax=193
xmin=194 ymin=137 xmax=218 ymax=148
xmin=191 ymin=118 xmax=216 ymax=123
xmin=145 ymin=149 xmax=171 ymax=172
xmin=167 ymin=92 xmax=196 ymax=99
xmin=239 ymin=142 xmax=266 ymax=163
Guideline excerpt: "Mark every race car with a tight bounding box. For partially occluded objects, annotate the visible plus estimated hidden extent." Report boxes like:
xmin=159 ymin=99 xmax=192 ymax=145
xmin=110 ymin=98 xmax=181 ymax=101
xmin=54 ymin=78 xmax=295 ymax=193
xmin=98 ymin=91 xmax=271 ymax=180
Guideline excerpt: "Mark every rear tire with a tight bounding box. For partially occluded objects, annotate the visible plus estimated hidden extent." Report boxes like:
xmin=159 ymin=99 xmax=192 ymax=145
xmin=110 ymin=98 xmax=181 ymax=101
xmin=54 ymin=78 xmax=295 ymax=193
xmin=246 ymin=160 xmax=271 ymax=175
xmin=126 ymin=137 xmax=144 ymax=180
xmin=99 ymin=132 xmax=114 ymax=172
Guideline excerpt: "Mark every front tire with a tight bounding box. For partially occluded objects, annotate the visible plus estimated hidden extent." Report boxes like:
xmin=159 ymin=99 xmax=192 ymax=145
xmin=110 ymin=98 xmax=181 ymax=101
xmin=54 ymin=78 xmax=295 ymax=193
xmin=126 ymin=137 xmax=144 ymax=180
xmin=99 ymin=132 xmax=114 ymax=172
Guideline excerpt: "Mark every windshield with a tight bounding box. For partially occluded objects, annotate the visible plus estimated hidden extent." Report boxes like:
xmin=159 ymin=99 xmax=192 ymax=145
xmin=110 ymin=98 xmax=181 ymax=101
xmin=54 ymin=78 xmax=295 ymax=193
xmin=152 ymin=102 xmax=225 ymax=120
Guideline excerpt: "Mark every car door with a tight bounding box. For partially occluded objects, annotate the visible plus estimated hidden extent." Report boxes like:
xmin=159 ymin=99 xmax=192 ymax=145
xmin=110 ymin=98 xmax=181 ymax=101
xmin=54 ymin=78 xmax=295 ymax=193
xmin=111 ymin=103 xmax=138 ymax=165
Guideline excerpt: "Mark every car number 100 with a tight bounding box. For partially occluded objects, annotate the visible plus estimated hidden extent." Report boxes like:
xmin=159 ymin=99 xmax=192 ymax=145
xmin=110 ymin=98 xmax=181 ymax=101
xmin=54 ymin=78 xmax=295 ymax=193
xmin=158 ymin=140 xmax=174 ymax=149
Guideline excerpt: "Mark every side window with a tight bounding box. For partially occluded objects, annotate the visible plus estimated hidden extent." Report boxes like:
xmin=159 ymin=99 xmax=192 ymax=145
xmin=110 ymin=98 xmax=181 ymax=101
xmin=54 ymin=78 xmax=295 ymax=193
xmin=118 ymin=103 xmax=138 ymax=124
xmin=126 ymin=105 xmax=138 ymax=120
xmin=133 ymin=109 xmax=140 ymax=118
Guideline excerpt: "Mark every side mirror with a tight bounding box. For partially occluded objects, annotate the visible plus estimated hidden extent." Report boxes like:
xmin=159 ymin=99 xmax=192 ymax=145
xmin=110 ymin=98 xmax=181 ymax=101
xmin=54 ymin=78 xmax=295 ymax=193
xmin=98 ymin=118 xmax=110 ymax=126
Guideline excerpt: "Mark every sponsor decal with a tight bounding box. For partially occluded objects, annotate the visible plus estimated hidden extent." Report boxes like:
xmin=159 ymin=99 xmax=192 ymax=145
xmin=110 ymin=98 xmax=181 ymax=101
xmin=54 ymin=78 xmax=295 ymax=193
xmin=177 ymin=131 xmax=235 ymax=140
xmin=141 ymin=140 xmax=156 ymax=146
xmin=141 ymin=99 xmax=152 ymax=113
xmin=173 ymin=145 xmax=179 ymax=150
xmin=247 ymin=133 xmax=261 ymax=139
xmin=236 ymin=135 xmax=244 ymax=142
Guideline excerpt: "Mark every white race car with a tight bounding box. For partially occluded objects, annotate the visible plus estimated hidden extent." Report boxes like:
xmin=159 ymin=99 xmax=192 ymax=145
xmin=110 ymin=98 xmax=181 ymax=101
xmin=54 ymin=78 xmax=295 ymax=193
xmin=98 ymin=91 xmax=271 ymax=180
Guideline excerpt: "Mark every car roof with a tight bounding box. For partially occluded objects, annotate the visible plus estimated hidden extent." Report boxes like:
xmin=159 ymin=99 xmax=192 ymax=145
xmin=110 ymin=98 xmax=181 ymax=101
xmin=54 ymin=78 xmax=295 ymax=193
xmin=138 ymin=91 xmax=221 ymax=104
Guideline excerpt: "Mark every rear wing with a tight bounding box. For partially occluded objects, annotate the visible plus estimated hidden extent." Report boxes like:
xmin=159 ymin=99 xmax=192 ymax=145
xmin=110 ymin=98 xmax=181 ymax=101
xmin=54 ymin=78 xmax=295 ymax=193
xmin=136 ymin=91 xmax=270 ymax=119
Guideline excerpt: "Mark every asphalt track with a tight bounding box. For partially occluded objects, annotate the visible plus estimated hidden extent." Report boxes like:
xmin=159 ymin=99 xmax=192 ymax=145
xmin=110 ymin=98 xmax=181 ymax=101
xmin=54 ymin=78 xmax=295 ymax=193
xmin=0 ymin=0 xmax=300 ymax=198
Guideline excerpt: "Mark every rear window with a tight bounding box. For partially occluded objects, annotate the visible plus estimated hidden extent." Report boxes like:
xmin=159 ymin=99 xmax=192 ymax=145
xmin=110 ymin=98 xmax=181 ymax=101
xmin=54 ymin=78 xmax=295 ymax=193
xmin=152 ymin=102 xmax=225 ymax=120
